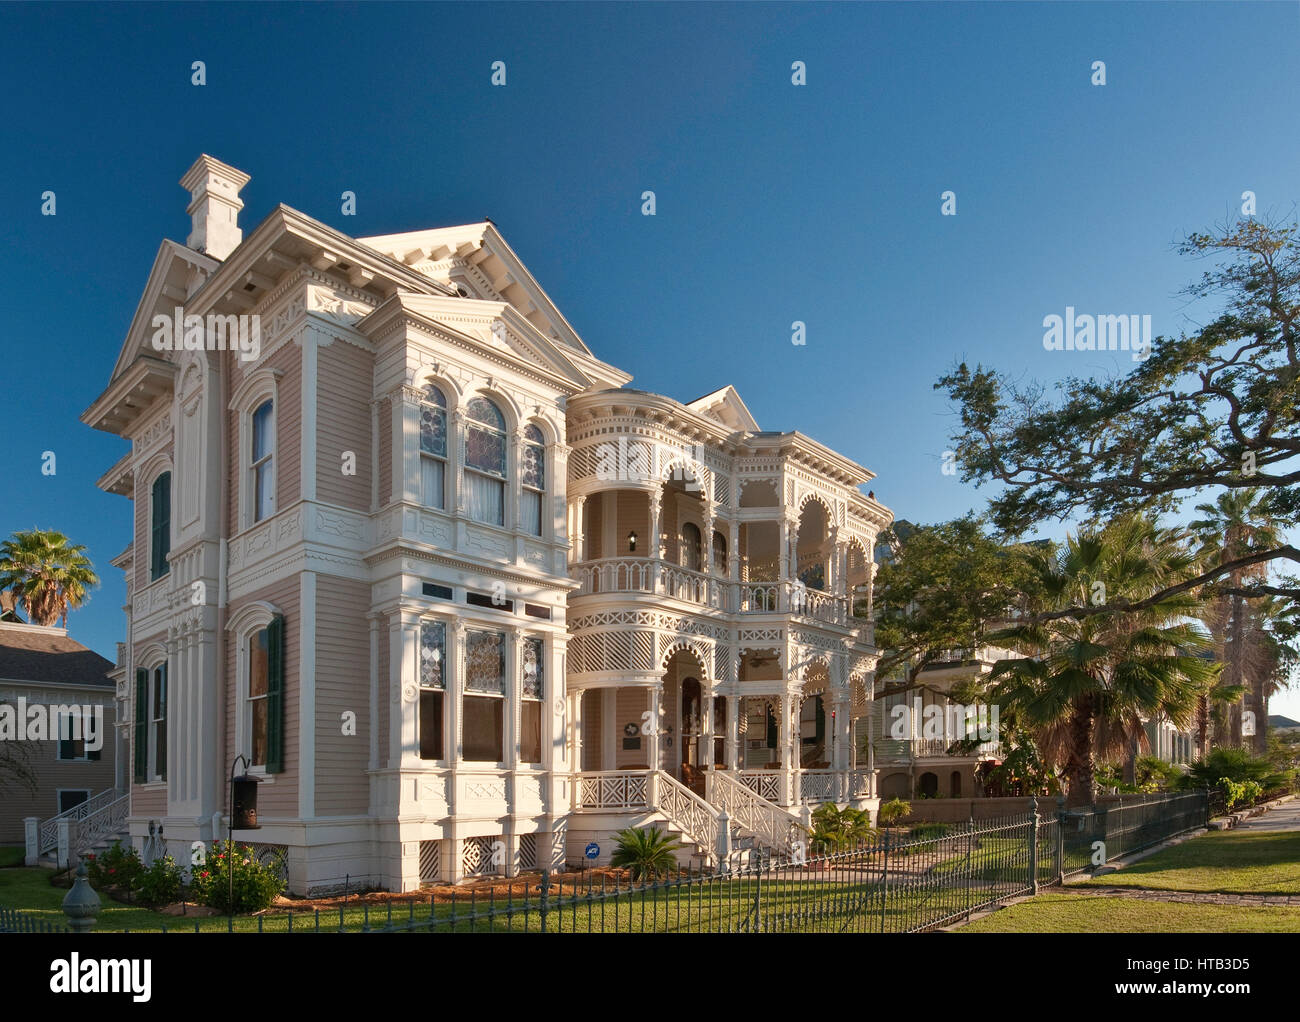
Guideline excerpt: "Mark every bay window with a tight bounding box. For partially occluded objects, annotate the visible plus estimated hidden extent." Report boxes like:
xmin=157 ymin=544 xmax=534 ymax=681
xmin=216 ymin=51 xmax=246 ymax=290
xmin=419 ymin=620 xmax=446 ymax=760
xmin=521 ymin=636 xmax=544 ymax=764
xmin=520 ymin=424 xmax=545 ymax=536
xmin=463 ymin=628 xmax=505 ymax=761
xmin=420 ymin=384 xmax=448 ymax=510
xmin=465 ymin=397 xmax=506 ymax=526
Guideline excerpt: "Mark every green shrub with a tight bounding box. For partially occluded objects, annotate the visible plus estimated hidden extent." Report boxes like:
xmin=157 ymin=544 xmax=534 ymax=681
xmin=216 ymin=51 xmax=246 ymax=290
xmin=135 ymin=854 xmax=183 ymax=908
xmin=189 ymin=841 xmax=286 ymax=913
xmin=877 ymin=798 xmax=911 ymax=827
xmin=808 ymin=803 xmax=875 ymax=853
xmin=909 ymin=822 xmax=952 ymax=841
xmin=608 ymin=827 xmax=681 ymax=881
xmin=85 ymin=841 xmax=142 ymax=892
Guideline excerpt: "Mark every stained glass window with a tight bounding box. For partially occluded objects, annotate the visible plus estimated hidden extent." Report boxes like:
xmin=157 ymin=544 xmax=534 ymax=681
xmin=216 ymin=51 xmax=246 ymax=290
xmin=420 ymin=621 xmax=446 ymax=689
xmin=522 ymin=637 xmax=544 ymax=699
xmin=465 ymin=629 xmax=505 ymax=693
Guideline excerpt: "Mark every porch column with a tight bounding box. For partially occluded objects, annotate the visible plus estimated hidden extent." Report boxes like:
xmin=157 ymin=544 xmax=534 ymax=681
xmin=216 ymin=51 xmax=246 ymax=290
xmin=450 ymin=619 xmax=466 ymax=766
xmin=728 ymin=518 xmax=740 ymax=581
xmin=648 ymin=492 xmax=662 ymax=591
xmin=699 ymin=680 xmax=713 ymax=771
xmin=567 ymin=495 xmax=586 ymax=566
xmin=647 ymin=682 xmax=663 ymax=773
xmin=569 ymin=688 xmax=584 ymax=777
xmin=602 ymin=688 xmax=616 ymax=770
xmin=777 ymin=694 xmax=792 ymax=805
xmin=726 ymin=659 xmax=741 ymax=771
xmin=833 ymin=693 xmax=852 ymax=802
xmin=778 ymin=518 xmax=790 ymax=584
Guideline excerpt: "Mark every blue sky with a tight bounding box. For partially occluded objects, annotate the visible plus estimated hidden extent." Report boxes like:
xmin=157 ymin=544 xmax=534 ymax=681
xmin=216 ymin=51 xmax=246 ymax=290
xmin=1 ymin=2 xmax=1297 ymax=714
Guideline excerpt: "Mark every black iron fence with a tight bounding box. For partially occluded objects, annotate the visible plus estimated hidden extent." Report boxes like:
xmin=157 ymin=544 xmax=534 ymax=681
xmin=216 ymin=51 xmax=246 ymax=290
xmin=0 ymin=904 xmax=69 ymax=933
xmin=95 ymin=789 xmax=1206 ymax=934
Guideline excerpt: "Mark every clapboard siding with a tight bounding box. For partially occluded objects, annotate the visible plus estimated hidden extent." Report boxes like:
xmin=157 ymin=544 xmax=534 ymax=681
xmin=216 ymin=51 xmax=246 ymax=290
xmin=316 ymin=342 xmax=372 ymax=510
xmin=223 ymin=576 xmax=300 ymax=817
xmin=227 ymin=338 xmax=302 ymax=531
xmin=314 ymin=576 xmax=370 ymax=815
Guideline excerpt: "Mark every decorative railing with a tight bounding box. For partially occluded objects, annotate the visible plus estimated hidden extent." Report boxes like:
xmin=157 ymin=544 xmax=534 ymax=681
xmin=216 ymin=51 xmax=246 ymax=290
xmin=573 ymin=770 xmax=650 ymax=810
xmin=707 ymin=770 xmax=803 ymax=857
xmin=660 ymin=564 xmax=724 ymax=609
xmin=739 ymin=581 xmax=846 ymax=624
xmin=38 ymin=788 xmax=123 ymax=855
xmin=575 ymin=558 xmax=654 ymax=596
xmin=848 ymin=770 xmax=874 ymax=798
xmin=653 ymin=771 xmax=719 ymax=860
xmin=799 ymin=770 xmax=837 ymax=804
xmin=737 ymin=770 xmax=781 ymax=802
xmin=76 ymin=796 xmax=130 ymax=854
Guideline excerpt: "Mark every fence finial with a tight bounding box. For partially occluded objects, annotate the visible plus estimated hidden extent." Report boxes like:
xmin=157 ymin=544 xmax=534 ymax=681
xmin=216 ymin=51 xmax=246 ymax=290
xmin=62 ymin=855 xmax=101 ymax=933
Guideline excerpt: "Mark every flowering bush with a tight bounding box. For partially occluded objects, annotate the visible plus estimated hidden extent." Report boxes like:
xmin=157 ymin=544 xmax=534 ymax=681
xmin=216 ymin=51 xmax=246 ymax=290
xmin=189 ymin=840 xmax=286 ymax=913
xmin=86 ymin=841 xmax=143 ymax=893
xmin=135 ymin=854 xmax=183 ymax=908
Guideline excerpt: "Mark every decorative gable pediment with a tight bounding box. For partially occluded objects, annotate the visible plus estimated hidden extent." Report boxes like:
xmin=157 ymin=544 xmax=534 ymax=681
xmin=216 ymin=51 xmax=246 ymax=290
xmin=685 ymin=385 xmax=760 ymax=432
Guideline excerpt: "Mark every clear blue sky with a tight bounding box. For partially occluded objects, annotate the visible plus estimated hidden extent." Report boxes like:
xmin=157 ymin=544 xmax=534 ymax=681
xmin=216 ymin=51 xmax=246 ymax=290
xmin=2 ymin=2 xmax=1297 ymax=713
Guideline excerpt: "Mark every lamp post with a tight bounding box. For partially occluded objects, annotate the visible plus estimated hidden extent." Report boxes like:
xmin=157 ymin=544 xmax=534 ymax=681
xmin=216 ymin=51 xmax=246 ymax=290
xmin=226 ymin=754 xmax=262 ymax=918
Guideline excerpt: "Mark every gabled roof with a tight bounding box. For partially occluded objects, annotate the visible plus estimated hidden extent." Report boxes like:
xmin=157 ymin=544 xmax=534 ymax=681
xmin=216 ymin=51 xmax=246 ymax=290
xmin=357 ymin=221 xmax=593 ymax=356
xmin=685 ymin=385 xmax=760 ymax=432
xmin=107 ymin=240 xmax=219 ymax=384
xmin=356 ymin=292 xmax=599 ymax=393
xmin=0 ymin=622 xmax=114 ymax=688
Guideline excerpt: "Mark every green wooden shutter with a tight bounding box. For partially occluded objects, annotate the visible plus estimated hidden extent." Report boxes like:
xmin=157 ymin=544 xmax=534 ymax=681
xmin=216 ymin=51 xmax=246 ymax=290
xmin=157 ymin=662 xmax=167 ymax=781
xmin=266 ymin=614 xmax=284 ymax=773
xmin=150 ymin=473 xmax=171 ymax=580
xmin=815 ymin=695 xmax=825 ymax=742
xmin=133 ymin=668 xmax=147 ymax=782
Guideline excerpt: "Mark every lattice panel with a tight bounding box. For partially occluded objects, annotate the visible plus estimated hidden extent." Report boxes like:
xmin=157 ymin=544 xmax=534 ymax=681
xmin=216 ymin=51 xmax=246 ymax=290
xmin=713 ymin=475 xmax=731 ymax=506
xmin=419 ymin=840 xmax=441 ymax=882
xmin=462 ymin=835 xmax=500 ymax=877
xmin=569 ymin=445 xmax=596 ymax=481
xmin=518 ymin=833 xmax=538 ymax=871
xmin=630 ymin=632 xmax=654 ymax=671
xmin=713 ymin=642 xmax=731 ymax=681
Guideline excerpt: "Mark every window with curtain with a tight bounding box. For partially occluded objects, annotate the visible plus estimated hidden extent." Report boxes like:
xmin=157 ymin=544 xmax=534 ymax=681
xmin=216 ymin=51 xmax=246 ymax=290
xmin=251 ymin=399 xmax=274 ymax=522
xmin=521 ymin=636 xmax=544 ymax=764
xmin=681 ymin=522 xmax=702 ymax=571
xmin=465 ymin=397 xmax=506 ymax=526
xmin=150 ymin=472 xmax=171 ymax=581
xmin=248 ymin=628 xmax=269 ymax=767
xmin=464 ymin=629 xmax=505 ymax=761
xmin=419 ymin=620 xmax=446 ymax=760
xmin=420 ymin=384 xmax=448 ymax=510
xmin=520 ymin=424 xmax=545 ymax=536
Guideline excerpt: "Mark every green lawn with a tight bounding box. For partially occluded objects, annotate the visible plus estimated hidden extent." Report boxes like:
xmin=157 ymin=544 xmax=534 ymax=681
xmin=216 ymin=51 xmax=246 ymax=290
xmin=0 ymin=847 xmax=24 ymax=869
xmin=1081 ymin=829 xmax=1300 ymax=895
xmin=960 ymin=892 xmax=1300 ymax=933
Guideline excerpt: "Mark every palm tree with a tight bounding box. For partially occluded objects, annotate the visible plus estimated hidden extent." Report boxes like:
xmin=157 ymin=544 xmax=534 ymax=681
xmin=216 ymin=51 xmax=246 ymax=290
xmin=0 ymin=529 xmax=99 ymax=627
xmin=1189 ymin=490 xmax=1283 ymax=749
xmin=989 ymin=516 xmax=1216 ymax=807
xmin=608 ymin=827 xmax=681 ymax=881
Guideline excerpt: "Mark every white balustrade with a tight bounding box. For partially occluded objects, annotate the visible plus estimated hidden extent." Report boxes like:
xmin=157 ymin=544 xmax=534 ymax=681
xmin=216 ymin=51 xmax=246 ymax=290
xmin=707 ymin=771 xmax=803 ymax=858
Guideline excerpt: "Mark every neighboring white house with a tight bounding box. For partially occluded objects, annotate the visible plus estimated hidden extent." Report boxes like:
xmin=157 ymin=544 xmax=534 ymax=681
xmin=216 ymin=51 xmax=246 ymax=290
xmin=82 ymin=155 xmax=890 ymax=893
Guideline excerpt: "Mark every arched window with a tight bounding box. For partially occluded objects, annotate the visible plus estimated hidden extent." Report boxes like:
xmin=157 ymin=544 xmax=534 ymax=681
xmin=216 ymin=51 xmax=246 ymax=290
xmin=465 ymin=397 xmax=506 ymax=526
xmin=712 ymin=530 xmax=727 ymax=574
xmin=419 ymin=384 xmax=448 ymax=510
xmin=520 ymin=424 xmax=545 ymax=537
xmin=251 ymin=399 xmax=275 ymax=522
xmin=681 ymin=522 xmax=702 ymax=572
xmin=150 ymin=472 xmax=171 ymax=581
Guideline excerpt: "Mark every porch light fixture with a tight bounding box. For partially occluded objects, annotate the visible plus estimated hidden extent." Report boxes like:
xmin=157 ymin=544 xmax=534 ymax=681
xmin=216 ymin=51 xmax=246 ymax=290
xmin=627 ymin=531 xmax=637 ymax=552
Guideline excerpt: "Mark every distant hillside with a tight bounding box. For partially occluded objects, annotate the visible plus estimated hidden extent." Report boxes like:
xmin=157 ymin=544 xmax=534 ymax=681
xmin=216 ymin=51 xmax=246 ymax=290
xmin=1268 ymin=714 xmax=1300 ymax=729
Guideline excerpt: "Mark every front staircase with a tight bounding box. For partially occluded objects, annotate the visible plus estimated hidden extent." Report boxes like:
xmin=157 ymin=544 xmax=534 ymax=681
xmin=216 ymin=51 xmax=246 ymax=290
xmin=570 ymin=769 xmax=804 ymax=871
xmin=26 ymin=789 xmax=130 ymax=869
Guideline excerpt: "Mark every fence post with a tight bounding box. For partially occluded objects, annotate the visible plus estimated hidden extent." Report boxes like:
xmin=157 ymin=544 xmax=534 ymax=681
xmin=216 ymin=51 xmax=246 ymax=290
xmin=62 ymin=856 xmax=100 ymax=933
xmin=716 ymin=811 xmax=731 ymax=871
xmin=539 ymin=869 xmax=550 ymax=933
xmin=56 ymin=817 xmax=71 ymax=871
xmin=964 ymin=807 xmax=974 ymax=919
xmin=1054 ymin=795 xmax=1065 ymax=884
xmin=23 ymin=818 xmax=38 ymax=866
xmin=1092 ymin=799 xmax=1107 ymax=872
xmin=879 ymin=827 xmax=890 ymax=933
xmin=1027 ymin=797 xmax=1039 ymax=895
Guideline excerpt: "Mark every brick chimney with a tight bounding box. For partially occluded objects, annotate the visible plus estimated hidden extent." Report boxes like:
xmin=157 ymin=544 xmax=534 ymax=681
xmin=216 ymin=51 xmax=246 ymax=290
xmin=179 ymin=154 xmax=251 ymax=260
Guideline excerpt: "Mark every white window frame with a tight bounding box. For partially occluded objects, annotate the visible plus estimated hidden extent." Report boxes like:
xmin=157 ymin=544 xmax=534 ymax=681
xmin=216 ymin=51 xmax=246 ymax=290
xmin=56 ymin=789 xmax=91 ymax=815
xmin=464 ymin=396 xmax=509 ymax=529
xmin=419 ymin=383 xmax=450 ymax=511
xmin=226 ymin=601 xmax=282 ymax=779
xmin=520 ymin=424 xmax=546 ymax=539
xmin=229 ymin=369 xmax=283 ymax=532
xmin=462 ymin=627 xmax=508 ymax=766
xmin=148 ymin=662 xmax=167 ymax=783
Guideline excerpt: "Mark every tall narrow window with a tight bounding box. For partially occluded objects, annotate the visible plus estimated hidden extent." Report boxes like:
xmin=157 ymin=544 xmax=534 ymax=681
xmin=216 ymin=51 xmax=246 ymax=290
xmin=465 ymin=397 xmax=506 ymax=526
xmin=520 ymin=424 xmax=545 ymax=537
xmin=463 ymin=629 xmax=505 ymax=762
xmin=419 ymin=620 xmax=446 ymax=760
xmin=251 ymin=399 xmax=275 ymax=522
xmin=245 ymin=617 xmax=284 ymax=772
xmin=681 ymin=522 xmax=702 ymax=572
xmin=712 ymin=530 xmax=727 ymax=574
xmin=248 ymin=628 xmax=269 ymax=767
xmin=521 ymin=636 xmax=544 ymax=764
xmin=150 ymin=472 xmax=171 ymax=581
xmin=151 ymin=663 xmax=167 ymax=781
xmin=419 ymin=384 xmax=447 ymax=510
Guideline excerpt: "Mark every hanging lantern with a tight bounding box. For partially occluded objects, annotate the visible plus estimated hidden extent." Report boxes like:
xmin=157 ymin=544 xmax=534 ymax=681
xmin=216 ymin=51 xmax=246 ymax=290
xmin=231 ymin=772 xmax=262 ymax=830
xmin=627 ymin=530 xmax=637 ymax=552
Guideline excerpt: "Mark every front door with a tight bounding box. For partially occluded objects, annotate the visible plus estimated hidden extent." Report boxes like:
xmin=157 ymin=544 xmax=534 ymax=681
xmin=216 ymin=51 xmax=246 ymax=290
xmin=680 ymin=677 xmax=704 ymax=793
